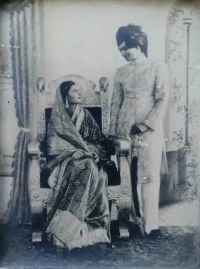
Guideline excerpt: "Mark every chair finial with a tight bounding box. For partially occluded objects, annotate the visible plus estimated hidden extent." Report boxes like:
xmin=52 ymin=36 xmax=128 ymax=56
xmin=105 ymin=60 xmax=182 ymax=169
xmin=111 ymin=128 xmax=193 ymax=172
xmin=37 ymin=77 xmax=45 ymax=93
xmin=99 ymin=77 xmax=109 ymax=93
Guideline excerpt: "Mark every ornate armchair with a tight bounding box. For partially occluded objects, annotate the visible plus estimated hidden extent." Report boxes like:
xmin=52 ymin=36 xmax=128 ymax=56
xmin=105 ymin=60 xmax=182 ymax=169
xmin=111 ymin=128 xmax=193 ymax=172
xmin=28 ymin=76 xmax=132 ymax=244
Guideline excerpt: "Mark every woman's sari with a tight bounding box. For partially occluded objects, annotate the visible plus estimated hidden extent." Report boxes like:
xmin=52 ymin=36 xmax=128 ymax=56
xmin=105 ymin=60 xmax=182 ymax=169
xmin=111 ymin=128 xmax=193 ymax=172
xmin=45 ymin=87 xmax=110 ymax=250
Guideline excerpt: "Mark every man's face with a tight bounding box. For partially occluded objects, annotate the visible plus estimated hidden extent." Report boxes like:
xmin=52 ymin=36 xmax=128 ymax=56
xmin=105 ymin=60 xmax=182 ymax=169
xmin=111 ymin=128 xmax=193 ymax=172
xmin=118 ymin=42 xmax=141 ymax=61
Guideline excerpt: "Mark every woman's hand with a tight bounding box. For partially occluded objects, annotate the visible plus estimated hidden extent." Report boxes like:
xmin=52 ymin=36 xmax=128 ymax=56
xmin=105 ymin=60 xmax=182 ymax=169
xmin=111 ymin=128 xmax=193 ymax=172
xmin=47 ymin=166 xmax=60 ymax=189
xmin=48 ymin=176 xmax=57 ymax=189
xmin=72 ymin=151 xmax=84 ymax=159
xmin=71 ymin=150 xmax=99 ymax=163
xmin=92 ymin=152 xmax=99 ymax=163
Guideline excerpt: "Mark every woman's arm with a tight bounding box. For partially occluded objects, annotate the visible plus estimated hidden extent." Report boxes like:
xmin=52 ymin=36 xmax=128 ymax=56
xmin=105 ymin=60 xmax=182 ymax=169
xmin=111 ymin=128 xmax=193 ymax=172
xmin=81 ymin=110 xmax=111 ymax=160
xmin=109 ymin=69 xmax=124 ymax=136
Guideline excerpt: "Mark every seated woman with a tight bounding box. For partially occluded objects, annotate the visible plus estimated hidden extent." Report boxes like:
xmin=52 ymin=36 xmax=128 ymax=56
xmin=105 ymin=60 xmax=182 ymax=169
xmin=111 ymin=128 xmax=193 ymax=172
xmin=44 ymin=81 xmax=110 ymax=250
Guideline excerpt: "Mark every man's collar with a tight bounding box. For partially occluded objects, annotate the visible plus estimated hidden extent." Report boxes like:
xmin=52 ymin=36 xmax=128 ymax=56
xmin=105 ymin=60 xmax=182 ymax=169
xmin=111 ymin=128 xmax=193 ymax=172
xmin=129 ymin=53 xmax=147 ymax=66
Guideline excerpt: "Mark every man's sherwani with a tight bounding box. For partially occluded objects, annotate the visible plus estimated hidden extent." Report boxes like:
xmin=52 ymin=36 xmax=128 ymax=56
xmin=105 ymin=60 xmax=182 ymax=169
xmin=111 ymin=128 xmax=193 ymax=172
xmin=109 ymin=56 xmax=170 ymax=184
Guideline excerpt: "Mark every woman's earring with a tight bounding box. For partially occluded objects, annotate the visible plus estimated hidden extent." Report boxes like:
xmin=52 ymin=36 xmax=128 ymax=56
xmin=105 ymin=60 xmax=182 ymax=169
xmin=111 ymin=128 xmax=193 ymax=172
xmin=65 ymin=98 xmax=69 ymax=108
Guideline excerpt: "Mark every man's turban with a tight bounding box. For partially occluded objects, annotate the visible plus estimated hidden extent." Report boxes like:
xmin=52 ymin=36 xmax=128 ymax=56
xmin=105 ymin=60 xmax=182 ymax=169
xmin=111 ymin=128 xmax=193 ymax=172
xmin=116 ymin=24 xmax=148 ymax=57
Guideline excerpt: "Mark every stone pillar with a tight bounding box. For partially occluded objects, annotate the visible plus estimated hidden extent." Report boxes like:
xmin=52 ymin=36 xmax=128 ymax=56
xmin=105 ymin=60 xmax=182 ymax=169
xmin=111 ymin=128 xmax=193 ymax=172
xmin=0 ymin=77 xmax=19 ymax=175
xmin=0 ymin=9 xmax=19 ymax=223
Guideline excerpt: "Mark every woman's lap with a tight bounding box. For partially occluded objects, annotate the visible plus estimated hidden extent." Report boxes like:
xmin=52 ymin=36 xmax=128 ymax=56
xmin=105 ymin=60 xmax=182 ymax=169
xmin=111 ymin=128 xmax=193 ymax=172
xmin=46 ymin=156 xmax=109 ymax=249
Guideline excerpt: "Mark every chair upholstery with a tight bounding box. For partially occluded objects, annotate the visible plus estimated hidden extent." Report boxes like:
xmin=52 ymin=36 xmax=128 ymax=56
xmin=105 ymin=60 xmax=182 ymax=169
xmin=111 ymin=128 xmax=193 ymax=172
xmin=28 ymin=76 xmax=132 ymax=243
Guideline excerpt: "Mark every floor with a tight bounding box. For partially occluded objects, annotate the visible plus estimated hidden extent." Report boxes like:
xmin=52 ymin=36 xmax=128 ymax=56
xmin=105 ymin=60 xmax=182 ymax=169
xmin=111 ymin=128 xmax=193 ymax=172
xmin=0 ymin=199 xmax=199 ymax=268
xmin=0 ymin=225 xmax=199 ymax=268
xmin=159 ymin=198 xmax=199 ymax=226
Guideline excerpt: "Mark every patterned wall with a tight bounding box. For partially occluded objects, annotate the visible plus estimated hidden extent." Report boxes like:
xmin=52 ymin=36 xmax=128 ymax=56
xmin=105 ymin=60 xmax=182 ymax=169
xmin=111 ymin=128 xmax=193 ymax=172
xmin=166 ymin=0 xmax=200 ymax=152
xmin=165 ymin=0 xmax=200 ymax=202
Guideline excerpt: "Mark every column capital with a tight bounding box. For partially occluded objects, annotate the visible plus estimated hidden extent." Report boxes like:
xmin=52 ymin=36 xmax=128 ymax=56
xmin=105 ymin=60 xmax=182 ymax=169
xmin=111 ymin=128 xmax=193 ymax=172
xmin=0 ymin=153 xmax=13 ymax=176
xmin=1 ymin=0 xmax=33 ymax=13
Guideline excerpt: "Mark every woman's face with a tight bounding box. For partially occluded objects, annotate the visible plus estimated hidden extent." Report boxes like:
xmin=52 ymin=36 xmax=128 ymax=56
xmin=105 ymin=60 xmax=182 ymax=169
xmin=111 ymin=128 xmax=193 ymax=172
xmin=67 ymin=84 xmax=82 ymax=104
xmin=119 ymin=42 xmax=141 ymax=61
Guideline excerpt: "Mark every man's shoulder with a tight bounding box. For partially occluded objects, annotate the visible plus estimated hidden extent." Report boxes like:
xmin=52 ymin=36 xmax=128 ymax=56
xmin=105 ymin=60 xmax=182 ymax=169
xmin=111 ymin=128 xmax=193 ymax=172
xmin=115 ymin=63 xmax=130 ymax=75
xmin=115 ymin=60 xmax=168 ymax=75
xmin=117 ymin=63 xmax=130 ymax=71
xmin=148 ymin=59 xmax=168 ymax=68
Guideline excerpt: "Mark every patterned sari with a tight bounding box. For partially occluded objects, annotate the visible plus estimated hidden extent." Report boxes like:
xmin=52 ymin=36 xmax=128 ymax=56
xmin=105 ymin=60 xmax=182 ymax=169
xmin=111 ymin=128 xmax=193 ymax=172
xmin=45 ymin=87 xmax=110 ymax=250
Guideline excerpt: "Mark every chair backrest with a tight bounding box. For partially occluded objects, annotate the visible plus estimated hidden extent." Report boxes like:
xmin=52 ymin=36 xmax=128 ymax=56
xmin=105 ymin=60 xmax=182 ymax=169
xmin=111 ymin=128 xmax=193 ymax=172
xmin=36 ymin=75 xmax=110 ymax=144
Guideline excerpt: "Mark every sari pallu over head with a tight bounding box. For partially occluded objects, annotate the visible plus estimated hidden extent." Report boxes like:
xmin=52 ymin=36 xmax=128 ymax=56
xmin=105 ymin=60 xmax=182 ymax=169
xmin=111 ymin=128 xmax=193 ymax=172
xmin=45 ymin=86 xmax=93 ymax=170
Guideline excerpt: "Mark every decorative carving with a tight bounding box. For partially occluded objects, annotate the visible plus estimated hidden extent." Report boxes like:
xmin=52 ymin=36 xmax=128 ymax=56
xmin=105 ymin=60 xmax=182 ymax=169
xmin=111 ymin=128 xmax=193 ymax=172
xmin=37 ymin=77 xmax=45 ymax=93
xmin=110 ymin=199 xmax=119 ymax=221
xmin=0 ymin=48 xmax=12 ymax=76
xmin=37 ymin=77 xmax=46 ymax=142
xmin=81 ymin=89 xmax=100 ymax=106
xmin=169 ymin=7 xmax=184 ymax=26
xmin=99 ymin=77 xmax=110 ymax=136
xmin=119 ymin=157 xmax=131 ymax=184
xmin=28 ymin=158 xmax=45 ymax=241
xmin=32 ymin=191 xmax=41 ymax=201
xmin=42 ymin=188 xmax=52 ymax=203
xmin=121 ymin=187 xmax=130 ymax=195
xmin=46 ymin=92 xmax=55 ymax=107
xmin=29 ymin=158 xmax=41 ymax=201
xmin=166 ymin=0 xmax=200 ymax=153
xmin=0 ymin=154 xmax=13 ymax=177
xmin=108 ymin=186 xmax=120 ymax=198
xmin=28 ymin=156 xmax=43 ymax=242
xmin=118 ymin=197 xmax=131 ymax=238
xmin=30 ymin=178 xmax=37 ymax=185
xmin=2 ymin=0 xmax=32 ymax=13
xmin=99 ymin=77 xmax=109 ymax=93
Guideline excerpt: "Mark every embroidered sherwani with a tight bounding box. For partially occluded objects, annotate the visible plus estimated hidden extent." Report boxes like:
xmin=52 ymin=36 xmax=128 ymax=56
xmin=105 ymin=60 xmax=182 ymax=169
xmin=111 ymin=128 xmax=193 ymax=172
xmin=109 ymin=55 xmax=169 ymax=233
xmin=109 ymin=56 xmax=169 ymax=184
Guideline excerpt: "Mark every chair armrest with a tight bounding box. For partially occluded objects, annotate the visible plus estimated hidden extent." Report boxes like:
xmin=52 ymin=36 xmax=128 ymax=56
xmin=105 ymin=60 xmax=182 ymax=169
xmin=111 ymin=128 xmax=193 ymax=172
xmin=28 ymin=139 xmax=46 ymax=168
xmin=108 ymin=136 xmax=131 ymax=156
xmin=28 ymin=139 xmax=41 ymax=158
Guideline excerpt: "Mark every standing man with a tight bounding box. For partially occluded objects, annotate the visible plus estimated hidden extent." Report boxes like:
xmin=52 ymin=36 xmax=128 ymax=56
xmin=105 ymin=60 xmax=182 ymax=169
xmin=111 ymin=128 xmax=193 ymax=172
xmin=109 ymin=24 xmax=169 ymax=240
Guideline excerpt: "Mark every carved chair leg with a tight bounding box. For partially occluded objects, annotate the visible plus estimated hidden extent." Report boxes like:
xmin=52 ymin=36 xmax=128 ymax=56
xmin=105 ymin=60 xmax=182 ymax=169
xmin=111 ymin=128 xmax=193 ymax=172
xmin=109 ymin=199 xmax=120 ymax=242
xmin=29 ymin=157 xmax=44 ymax=244
xmin=31 ymin=206 xmax=46 ymax=244
xmin=118 ymin=212 xmax=130 ymax=239
xmin=118 ymin=199 xmax=130 ymax=239
xmin=32 ymin=231 xmax=43 ymax=244
xmin=115 ymin=150 xmax=132 ymax=239
xmin=110 ymin=199 xmax=119 ymax=221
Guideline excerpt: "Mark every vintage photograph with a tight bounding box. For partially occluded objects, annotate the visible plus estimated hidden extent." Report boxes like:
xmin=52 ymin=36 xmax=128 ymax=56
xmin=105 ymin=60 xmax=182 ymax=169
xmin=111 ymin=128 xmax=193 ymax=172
xmin=0 ymin=0 xmax=199 ymax=268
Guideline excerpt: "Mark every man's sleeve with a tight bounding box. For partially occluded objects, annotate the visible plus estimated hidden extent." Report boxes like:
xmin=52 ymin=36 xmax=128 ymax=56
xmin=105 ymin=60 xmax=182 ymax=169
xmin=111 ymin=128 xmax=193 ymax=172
xmin=109 ymin=69 xmax=124 ymax=135
xmin=143 ymin=62 xmax=170 ymax=131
